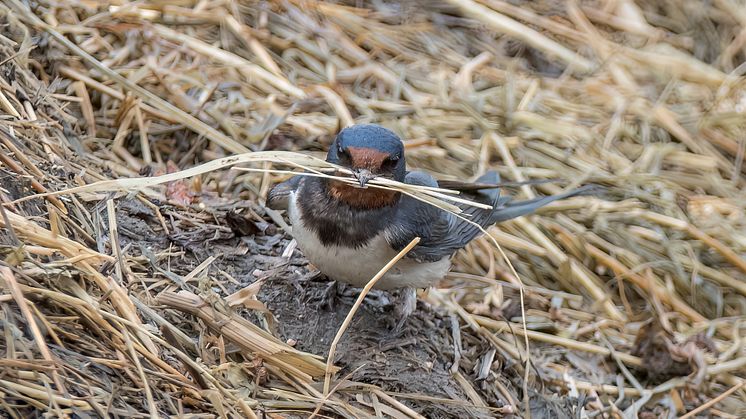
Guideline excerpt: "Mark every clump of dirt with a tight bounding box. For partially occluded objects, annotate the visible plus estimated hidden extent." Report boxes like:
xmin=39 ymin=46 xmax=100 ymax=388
xmin=0 ymin=172 xmax=47 ymax=221
xmin=632 ymin=320 xmax=718 ymax=385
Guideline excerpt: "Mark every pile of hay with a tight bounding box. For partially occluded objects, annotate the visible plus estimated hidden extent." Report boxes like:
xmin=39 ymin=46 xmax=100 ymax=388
xmin=0 ymin=0 xmax=744 ymax=417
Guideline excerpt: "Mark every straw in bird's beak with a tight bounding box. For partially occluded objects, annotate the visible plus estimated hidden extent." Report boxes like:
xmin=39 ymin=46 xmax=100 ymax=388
xmin=353 ymin=169 xmax=376 ymax=188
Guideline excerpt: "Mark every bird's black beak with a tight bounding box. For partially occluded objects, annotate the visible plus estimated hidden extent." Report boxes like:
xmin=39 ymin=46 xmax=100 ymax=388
xmin=353 ymin=169 xmax=376 ymax=188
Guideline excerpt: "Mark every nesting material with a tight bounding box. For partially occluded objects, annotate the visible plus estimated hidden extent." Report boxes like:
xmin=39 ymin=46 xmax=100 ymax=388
xmin=0 ymin=0 xmax=744 ymax=417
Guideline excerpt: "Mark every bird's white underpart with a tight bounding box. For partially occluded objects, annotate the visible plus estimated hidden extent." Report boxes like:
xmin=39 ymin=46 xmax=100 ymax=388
xmin=287 ymin=192 xmax=450 ymax=290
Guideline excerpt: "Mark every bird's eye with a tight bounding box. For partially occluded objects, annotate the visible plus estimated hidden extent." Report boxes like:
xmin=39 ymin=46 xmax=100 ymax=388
xmin=382 ymin=156 xmax=399 ymax=169
xmin=337 ymin=146 xmax=350 ymax=163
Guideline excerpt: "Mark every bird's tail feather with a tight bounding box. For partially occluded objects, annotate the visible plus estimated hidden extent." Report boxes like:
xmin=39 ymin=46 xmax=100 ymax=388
xmin=490 ymin=184 xmax=598 ymax=223
xmin=474 ymin=171 xmax=501 ymax=204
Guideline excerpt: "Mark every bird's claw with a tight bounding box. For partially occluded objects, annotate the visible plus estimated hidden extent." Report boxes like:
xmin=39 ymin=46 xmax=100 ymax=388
xmin=391 ymin=287 xmax=417 ymax=332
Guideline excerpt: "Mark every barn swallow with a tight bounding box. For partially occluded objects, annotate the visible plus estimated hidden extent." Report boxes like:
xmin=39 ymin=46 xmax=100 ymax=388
xmin=268 ymin=124 xmax=593 ymax=327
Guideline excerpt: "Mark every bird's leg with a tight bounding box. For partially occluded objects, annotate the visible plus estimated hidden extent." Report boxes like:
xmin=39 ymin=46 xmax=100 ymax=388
xmin=393 ymin=287 xmax=417 ymax=331
xmin=362 ymin=289 xmax=392 ymax=306
xmin=320 ymin=280 xmax=347 ymax=310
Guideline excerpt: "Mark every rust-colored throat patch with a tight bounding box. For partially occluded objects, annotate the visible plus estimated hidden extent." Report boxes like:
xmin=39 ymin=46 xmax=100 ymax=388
xmin=328 ymin=179 xmax=399 ymax=209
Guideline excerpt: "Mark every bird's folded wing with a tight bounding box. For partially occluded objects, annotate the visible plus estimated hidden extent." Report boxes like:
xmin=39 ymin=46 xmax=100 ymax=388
xmin=386 ymin=171 xmax=596 ymax=262
xmin=386 ymin=171 xmax=498 ymax=262
xmin=437 ymin=178 xmax=555 ymax=192
xmin=267 ymin=176 xmax=303 ymax=210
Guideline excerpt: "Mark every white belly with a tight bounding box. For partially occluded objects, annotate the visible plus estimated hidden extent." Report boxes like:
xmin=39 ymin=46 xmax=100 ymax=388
xmin=287 ymin=193 xmax=450 ymax=290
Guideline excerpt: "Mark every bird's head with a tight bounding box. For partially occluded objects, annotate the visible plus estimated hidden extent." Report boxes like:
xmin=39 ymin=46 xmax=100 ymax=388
xmin=325 ymin=124 xmax=405 ymax=209
xmin=327 ymin=124 xmax=406 ymax=187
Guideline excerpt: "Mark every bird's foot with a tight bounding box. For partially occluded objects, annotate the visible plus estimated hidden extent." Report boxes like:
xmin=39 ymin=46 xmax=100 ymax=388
xmin=389 ymin=287 xmax=417 ymax=332
xmin=361 ymin=289 xmax=392 ymax=307
xmin=306 ymin=280 xmax=351 ymax=311
xmin=322 ymin=280 xmax=349 ymax=310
